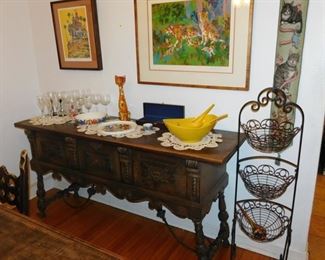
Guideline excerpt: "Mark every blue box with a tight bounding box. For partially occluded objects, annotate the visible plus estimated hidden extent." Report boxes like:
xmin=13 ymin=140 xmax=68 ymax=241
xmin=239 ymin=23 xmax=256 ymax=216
xmin=137 ymin=102 xmax=185 ymax=125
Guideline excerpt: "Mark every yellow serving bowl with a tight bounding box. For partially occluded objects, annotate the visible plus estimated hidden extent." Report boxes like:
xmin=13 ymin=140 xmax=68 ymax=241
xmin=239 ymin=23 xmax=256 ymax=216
xmin=163 ymin=114 xmax=218 ymax=143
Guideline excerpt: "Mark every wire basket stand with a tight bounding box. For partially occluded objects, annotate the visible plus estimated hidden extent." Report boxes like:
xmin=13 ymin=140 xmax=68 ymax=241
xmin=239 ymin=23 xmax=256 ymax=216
xmin=231 ymin=88 xmax=304 ymax=260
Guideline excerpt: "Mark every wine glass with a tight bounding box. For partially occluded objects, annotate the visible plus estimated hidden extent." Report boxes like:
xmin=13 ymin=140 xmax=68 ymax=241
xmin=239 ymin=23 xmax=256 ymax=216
xmin=37 ymin=95 xmax=46 ymax=118
xmin=91 ymin=94 xmax=100 ymax=111
xmin=66 ymin=96 xmax=77 ymax=117
xmin=72 ymin=89 xmax=81 ymax=100
xmin=56 ymin=91 xmax=65 ymax=116
xmin=84 ymin=97 xmax=93 ymax=113
xmin=46 ymin=91 xmax=56 ymax=117
xmin=51 ymin=94 xmax=61 ymax=116
xmin=81 ymin=89 xmax=91 ymax=98
xmin=100 ymin=94 xmax=111 ymax=116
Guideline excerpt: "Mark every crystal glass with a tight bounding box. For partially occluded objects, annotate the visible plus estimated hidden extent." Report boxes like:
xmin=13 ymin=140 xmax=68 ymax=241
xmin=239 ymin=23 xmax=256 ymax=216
xmin=51 ymin=94 xmax=60 ymax=116
xmin=91 ymin=94 xmax=101 ymax=111
xmin=100 ymin=94 xmax=111 ymax=106
xmin=74 ymin=98 xmax=83 ymax=115
xmin=81 ymin=89 xmax=91 ymax=98
xmin=84 ymin=97 xmax=93 ymax=112
xmin=100 ymin=94 xmax=111 ymax=116
xmin=67 ymin=96 xmax=77 ymax=117
xmin=56 ymin=91 xmax=65 ymax=116
xmin=37 ymin=95 xmax=46 ymax=117
xmin=72 ymin=89 xmax=81 ymax=100
xmin=46 ymin=91 xmax=56 ymax=116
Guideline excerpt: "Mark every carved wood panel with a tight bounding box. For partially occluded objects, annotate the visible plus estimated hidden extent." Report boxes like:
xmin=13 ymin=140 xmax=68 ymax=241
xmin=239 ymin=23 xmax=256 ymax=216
xmin=117 ymin=147 xmax=133 ymax=184
xmin=78 ymin=140 xmax=120 ymax=181
xmin=133 ymin=152 xmax=187 ymax=199
xmin=186 ymin=160 xmax=201 ymax=203
xmin=64 ymin=137 xmax=79 ymax=169
xmin=36 ymin=133 xmax=66 ymax=166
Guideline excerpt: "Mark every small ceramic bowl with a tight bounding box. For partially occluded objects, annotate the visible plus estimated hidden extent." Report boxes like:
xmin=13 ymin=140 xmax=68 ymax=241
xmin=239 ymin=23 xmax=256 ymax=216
xmin=143 ymin=123 xmax=153 ymax=131
xmin=75 ymin=112 xmax=107 ymax=125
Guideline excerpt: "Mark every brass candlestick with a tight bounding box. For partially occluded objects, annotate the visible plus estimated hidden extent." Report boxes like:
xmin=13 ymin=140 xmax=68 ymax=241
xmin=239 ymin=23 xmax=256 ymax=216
xmin=115 ymin=75 xmax=130 ymax=121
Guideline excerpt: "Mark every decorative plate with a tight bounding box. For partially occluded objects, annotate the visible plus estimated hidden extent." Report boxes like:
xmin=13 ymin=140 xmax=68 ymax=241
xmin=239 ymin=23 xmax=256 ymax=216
xmin=97 ymin=121 xmax=137 ymax=136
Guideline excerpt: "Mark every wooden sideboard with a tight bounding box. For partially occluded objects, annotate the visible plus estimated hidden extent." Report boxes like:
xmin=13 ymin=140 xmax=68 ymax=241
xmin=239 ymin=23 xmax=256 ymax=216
xmin=15 ymin=119 xmax=244 ymax=260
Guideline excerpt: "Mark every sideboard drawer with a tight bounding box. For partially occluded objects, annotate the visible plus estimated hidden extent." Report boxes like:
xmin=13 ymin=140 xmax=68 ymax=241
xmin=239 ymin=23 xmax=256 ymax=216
xmin=133 ymin=152 xmax=187 ymax=199
xmin=36 ymin=133 xmax=67 ymax=167
xmin=78 ymin=140 xmax=120 ymax=181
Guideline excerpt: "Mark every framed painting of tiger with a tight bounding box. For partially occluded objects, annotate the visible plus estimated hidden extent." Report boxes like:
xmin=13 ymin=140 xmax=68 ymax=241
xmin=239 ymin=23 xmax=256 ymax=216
xmin=134 ymin=0 xmax=254 ymax=90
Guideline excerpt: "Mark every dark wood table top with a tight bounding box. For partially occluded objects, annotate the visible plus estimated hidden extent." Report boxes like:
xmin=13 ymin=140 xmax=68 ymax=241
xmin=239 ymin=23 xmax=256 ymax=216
xmin=0 ymin=206 xmax=123 ymax=259
xmin=15 ymin=119 xmax=244 ymax=165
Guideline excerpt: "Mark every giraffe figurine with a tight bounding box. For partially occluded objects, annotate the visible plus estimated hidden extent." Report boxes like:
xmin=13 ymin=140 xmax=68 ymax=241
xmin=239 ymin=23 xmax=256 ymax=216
xmin=115 ymin=75 xmax=130 ymax=121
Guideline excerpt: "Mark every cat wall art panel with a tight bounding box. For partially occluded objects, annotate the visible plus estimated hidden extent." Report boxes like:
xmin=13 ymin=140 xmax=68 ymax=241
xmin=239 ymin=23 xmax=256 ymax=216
xmin=271 ymin=0 xmax=309 ymax=124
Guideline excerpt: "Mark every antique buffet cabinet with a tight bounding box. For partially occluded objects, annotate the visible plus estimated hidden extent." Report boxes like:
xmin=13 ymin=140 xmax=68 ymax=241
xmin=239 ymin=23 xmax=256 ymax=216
xmin=15 ymin=119 xmax=244 ymax=259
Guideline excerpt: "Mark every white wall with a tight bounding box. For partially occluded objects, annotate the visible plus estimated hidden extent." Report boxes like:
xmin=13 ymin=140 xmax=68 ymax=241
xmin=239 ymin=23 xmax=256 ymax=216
xmin=2 ymin=0 xmax=324 ymax=259
xmin=0 ymin=0 xmax=40 ymax=190
xmin=0 ymin=0 xmax=4 ymax=162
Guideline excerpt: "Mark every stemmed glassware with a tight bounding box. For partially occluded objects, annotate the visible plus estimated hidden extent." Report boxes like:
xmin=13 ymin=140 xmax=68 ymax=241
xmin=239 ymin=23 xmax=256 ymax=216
xmin=100 ymin=94 xmax=111 ymax=116
xmin=37 ymin=95 xmax=47 ymax=118
xmin=46 ymin=91 xmax=56 ymax=117
xmin=57 ymin=92 xmax=67 ymax=116
xmin=84 ymin=97 xmax=93 ymax=112
xmin=36 ymin=89 xmax=112 ymax=117
xmin=81 ymin=89 xmax=91 ymax=99
xmin=91 ymin=94 xmax=101 ymax=111
xmin=66 ymin=95 xmax=77 ymax=117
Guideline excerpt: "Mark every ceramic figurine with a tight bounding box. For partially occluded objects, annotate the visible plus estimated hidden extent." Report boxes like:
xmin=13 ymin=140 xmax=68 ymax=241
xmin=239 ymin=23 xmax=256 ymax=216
xmin=115 ymin=75 xmax=130 ymax=121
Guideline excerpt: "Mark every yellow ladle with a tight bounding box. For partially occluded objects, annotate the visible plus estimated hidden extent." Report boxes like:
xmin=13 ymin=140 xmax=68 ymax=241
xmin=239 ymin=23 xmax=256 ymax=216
xmin=190 ymin=104 xmax=215 ymax=127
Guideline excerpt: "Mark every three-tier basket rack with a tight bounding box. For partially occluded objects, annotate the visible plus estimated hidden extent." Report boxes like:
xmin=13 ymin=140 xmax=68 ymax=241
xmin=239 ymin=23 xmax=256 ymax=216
xmin=231 ymin=88 xmax=304 ymax=260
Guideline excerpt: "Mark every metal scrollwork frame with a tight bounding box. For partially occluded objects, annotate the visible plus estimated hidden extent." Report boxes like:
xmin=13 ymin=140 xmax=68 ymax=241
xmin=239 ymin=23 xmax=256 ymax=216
xmin=231 ymin=87 xmax=305 ymax=260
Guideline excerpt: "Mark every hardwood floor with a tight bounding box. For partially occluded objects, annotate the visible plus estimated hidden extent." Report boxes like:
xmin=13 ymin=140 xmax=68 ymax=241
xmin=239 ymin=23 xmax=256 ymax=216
xmin=308 ymin=174 xmax=325 ymax=260
xmin=28 ymin=190 xmax=272 ymax=260
xmin=25 ymin=174 xmax=325 ymax=259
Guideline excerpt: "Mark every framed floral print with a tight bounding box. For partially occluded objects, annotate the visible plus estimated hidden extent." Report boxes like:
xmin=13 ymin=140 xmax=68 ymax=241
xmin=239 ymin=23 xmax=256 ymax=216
xmin=51 ymin=0 xmax=102 ymax=70
xmin=134 ymin=0 xmax=254 ymax=90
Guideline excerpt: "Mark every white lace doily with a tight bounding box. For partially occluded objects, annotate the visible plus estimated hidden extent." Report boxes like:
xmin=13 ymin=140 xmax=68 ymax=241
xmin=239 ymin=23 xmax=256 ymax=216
xmin=77 ymin=123 xmax=160 ymax=138
xmin=157 ymin=132 xmax=223 ymax=150
xmin=29 ymin=116 xmax=72 ymax=126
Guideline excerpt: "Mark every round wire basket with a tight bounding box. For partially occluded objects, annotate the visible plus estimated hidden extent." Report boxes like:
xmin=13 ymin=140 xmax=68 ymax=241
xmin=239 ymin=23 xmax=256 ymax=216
xmin=239 ymin=164 xmax=295 ymax=200
xmin=236 ymin=200 xmax=290 ymax=242
xmin=241 ymin=119 xmax=300 ymax=153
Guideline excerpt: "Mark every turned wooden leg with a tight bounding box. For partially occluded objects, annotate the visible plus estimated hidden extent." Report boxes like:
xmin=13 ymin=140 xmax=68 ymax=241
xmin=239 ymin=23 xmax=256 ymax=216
xmin=217 ymin=191 xmax=230 ymax=246
xmin=193 ymin=220 xmax=208 ymax=260
xmin=36 ymin=172 xmax=46 ymax=218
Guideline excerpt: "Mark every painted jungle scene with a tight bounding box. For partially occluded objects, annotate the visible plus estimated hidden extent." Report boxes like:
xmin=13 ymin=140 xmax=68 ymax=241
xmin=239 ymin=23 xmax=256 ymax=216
xmin=58 ymin=7 xmax=91 ymax=60
xmin=151 ymin=0 xmax=231 ymax=67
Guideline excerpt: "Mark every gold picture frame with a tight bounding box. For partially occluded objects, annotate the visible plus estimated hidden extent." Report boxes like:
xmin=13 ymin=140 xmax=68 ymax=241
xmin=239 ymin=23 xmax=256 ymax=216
xmin=134 ymin=0 xmax=254 ymax=90
xmin=51 ymin=0 xmax=102 ymax=70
